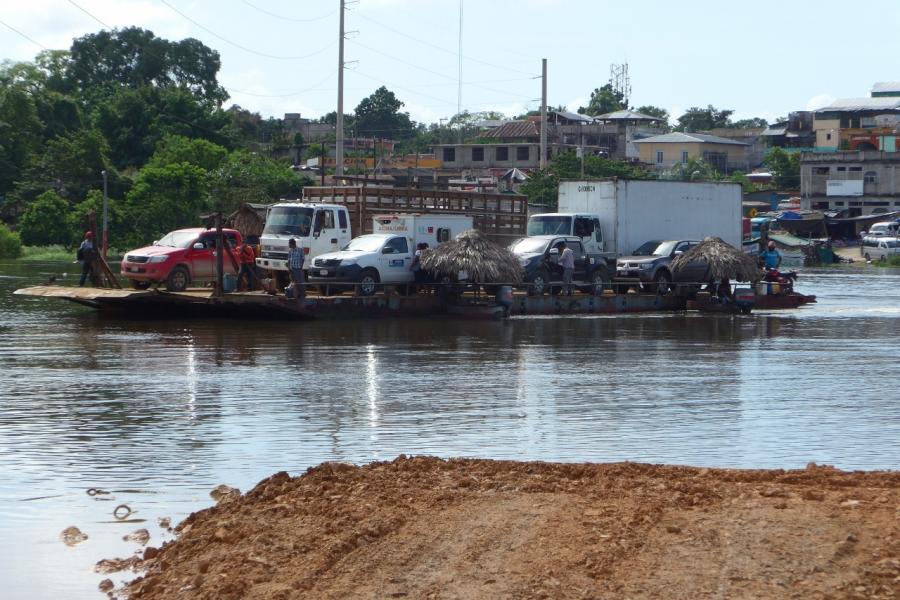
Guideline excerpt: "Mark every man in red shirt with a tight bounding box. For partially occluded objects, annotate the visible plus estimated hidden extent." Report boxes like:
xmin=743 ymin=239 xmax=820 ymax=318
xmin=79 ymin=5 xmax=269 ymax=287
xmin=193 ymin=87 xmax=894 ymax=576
xmin=238 ymin=241 xmax=259 ymax=291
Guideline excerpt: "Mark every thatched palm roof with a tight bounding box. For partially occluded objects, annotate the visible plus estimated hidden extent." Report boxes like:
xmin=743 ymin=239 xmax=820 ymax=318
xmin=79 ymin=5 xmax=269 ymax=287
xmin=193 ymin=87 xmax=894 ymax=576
xmin=226 ymin=203 xmax=268 ymax=239
xmin=671 ymin=236 xmax=763 ymax=282
xmin=419 ymin=229 xmax=522 ymax=283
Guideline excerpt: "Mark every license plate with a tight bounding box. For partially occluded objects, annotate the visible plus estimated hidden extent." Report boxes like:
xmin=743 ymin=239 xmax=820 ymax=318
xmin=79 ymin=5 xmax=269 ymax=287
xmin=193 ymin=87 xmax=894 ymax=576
xmin=320 ymin=269 xmax=328 ymax=276
xmin=129 ymin=267 xmax=140 ymax=272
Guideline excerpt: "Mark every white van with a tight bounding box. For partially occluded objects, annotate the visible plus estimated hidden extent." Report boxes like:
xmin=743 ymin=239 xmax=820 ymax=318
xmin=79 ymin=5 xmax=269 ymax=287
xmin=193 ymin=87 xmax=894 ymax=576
xmin=862 ymin=237 xmax=900 ymax=262
xmin=307 ymin=214 xmax=473 ymax=295
xmin=867 ymin=221 xmax=900 ymax=237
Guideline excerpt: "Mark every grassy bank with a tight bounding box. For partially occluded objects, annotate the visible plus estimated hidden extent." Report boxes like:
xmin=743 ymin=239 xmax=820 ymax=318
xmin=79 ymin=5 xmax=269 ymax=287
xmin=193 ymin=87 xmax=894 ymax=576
xmin=19 ymin=245 xmax=125 ymax=262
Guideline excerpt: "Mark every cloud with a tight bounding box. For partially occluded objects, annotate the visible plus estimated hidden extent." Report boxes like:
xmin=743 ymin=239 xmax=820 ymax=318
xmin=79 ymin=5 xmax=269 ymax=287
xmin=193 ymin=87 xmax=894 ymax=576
xmin=806 ymin=93 xmax=835 ymax=111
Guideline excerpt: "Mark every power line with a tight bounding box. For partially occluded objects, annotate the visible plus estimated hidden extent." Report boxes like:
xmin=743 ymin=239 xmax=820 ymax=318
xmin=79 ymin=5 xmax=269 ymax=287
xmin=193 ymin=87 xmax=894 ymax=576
xmin=348 ymin=39 xmax=536 ymax=102
xmin=158 ymin=0 xmax=335 ymax=60
xmin=224 ymin=72 xmax=336 ymax=98
xmin=67 ymin=0 xmax=112 ymax=29
xmin=352 ymin=12 xmax=536 ymax=77
xmin=0 ymin=18 xmax=50 ymax=50
xmin=240 ymin=0 xmax=337 ymax=23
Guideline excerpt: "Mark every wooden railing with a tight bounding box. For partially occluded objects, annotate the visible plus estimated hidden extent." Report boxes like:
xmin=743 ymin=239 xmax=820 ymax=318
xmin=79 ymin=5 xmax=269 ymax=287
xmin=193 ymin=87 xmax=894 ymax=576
xmin=302 ymin=186 xmax=528 ymax=242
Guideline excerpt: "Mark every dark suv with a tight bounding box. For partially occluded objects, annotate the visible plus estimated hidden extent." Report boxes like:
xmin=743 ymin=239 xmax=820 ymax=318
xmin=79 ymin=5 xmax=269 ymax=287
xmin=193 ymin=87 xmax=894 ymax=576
xmin=510 ymin=235 xmax=609 ymax=295
xmin=615 ymin=240 xmax=708 ymax=293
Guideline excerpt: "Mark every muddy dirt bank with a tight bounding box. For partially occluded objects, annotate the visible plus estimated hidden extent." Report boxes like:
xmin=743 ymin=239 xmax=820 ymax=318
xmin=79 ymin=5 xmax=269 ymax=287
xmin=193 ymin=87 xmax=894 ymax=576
xmin=115 ymin=457 xmax=899 ymax=599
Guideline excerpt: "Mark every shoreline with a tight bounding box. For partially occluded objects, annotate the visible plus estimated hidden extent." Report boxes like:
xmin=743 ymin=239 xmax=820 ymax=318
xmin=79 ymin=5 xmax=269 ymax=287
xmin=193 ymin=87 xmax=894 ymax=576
xmin=112 ymin=457 xmax=899 ymax=599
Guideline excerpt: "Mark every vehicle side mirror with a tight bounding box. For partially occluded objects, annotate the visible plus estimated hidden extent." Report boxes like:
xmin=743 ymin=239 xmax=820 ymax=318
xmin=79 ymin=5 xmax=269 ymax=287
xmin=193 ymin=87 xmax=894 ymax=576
xmin=674 ymin=250 xmax=684 ymax=256
xmin=192 ymin=242 xmax=204 ymax=250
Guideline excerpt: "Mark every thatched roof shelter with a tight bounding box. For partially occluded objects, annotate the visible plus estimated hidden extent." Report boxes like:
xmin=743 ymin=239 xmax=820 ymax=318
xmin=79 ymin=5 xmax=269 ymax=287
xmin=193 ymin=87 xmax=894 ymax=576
xmin=419 ymin=229 xmax=522 ymax=283
xmin=671 ymin=236 xmax=763 ymax=282
xmin=226 ymin=203 xmax=269 ymax=239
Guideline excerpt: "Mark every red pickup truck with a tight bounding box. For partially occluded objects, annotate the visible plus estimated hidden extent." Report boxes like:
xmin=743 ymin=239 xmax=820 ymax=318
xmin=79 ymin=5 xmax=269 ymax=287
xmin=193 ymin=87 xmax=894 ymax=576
xmin=120 ymin=228 xmax=242 ymax=291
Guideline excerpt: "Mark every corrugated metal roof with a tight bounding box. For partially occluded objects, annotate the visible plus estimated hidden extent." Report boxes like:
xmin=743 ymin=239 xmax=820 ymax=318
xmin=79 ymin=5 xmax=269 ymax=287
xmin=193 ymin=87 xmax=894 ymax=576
xmin=817 ymin=97 xmax=900 ymax=112
xmin=550 ymin=110 xmax=593 ymax=123
xmin=632 ymin=132 xmax=748 ymax=146
xmin=596 ymin=109 xmax=664 ymax=121
xmin=760 ymin=126 xmax=787 ymax=136
xmin=872 ymin=81 xmax=900 ymax=93
xmin=477 ymin=120 xmax=540 ymax=139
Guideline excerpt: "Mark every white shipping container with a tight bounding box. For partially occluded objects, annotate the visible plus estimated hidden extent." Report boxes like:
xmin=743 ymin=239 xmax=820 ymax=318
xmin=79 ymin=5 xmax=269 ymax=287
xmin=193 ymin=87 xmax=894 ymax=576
xmin=557 ymin=179 xmax=743 ymax=255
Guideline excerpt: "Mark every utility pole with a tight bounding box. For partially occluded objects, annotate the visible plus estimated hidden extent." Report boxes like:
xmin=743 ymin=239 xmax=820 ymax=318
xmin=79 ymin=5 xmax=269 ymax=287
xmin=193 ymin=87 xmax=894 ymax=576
xmin=539 ymin=58 xmax=547 ymax=169
xmin=335 ymin=0 xmax=346 ymax=178
xmin=100 ymin=169 xmax=109 ymax=258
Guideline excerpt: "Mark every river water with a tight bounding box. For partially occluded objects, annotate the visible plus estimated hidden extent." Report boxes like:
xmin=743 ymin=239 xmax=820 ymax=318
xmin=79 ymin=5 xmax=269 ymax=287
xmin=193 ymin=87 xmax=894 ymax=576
xmin=1 ymin=260 xmax=898 ymax=598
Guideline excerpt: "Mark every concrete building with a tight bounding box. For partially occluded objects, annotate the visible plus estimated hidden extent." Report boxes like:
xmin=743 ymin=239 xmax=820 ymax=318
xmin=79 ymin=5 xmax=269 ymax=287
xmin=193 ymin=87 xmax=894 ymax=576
xmin=800 ymin=150 xmax=900 ymax=216
xmin=634 ymin=132 xmax=749 ymax=174
xmin=593 ymin=109 xmax=668 ymax=159
xmin=760 ymin=111 xmax=816 ymax=150
xmin=812 ymin=98 xmax=900 ymax=151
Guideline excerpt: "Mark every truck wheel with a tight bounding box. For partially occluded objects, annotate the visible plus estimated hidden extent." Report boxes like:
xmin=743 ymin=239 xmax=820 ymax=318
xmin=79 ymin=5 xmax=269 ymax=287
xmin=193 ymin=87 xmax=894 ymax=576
xmin=357 ymin=269 xmax=380 ymax=296
xmin=165 ymin=266 xmax=190 ymax=292
xmin=130 ymin=280 xmax=151 ymax=290
xmin=589 ymin=268 xmax=610 ymax=295
xmin=653 ymin=270 xmax=672 ymax=295
xmin=864 ymin=253 xmax=871 ymax=261
xmin=528 ymin=269 xmax=549 ymax=296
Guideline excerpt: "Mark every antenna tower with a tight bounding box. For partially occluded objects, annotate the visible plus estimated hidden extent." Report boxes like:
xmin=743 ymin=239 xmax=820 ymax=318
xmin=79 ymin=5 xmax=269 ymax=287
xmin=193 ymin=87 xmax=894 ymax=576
xmin=609 ymin=63 xmax=631 ymax=107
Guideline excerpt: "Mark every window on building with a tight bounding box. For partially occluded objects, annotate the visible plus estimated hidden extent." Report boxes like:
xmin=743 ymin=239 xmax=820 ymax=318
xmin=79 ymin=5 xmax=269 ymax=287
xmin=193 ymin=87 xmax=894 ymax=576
xmin=442 ymin=147 xmax=456 ymax=162
xmin=681 ymin=150 xmax=689 ymax=164
xmin=516 ymin=146 xmax=530 ymax=161
xmin=814 ymin=167 xmax=829 ymax=175
xmin=656 ymin=150 xmax=664 ymax=164
xmin=472 ymin=147 xmax=484 ymax=162
xmin=826 ymin=133 xmax=832 ymax=141
xmin=833 ymin=201 xmax=845 ymax=206
xmin=836 ymin=167 xmax=846 ymax=172
xmin=849 ymin=201 xmax=862 ymax=206
xmin=849 ymin=166 xmax=862 ymax=172
xmin=496 ymin=146 xmax=509 ymax=161
xmin=865 ymin=170 xmax=878 ymax=183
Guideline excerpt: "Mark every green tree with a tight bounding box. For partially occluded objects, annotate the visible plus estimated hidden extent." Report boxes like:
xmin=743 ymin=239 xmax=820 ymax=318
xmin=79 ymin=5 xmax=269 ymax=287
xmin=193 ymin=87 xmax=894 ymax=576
xmin=37 ymin=128 xmax=114 ymax=202
xmin=354 ymin=86 xmax=415 ymax=139
xmin=660 ymin=158 xmax=722 ymax=181
xmin=0 ymin=222 xmax=22 ymax=258
xmin=147 ymin=134 xmax=228 ymax=172
xmin=208 ymin=151 xmax=309 ymax=213
xmin=68 ymin=189 xmax=123 ymax=248
xmin=0 ymin=85 xmax=42 ymax=196
xmin=18 ymin=190 xmax=72 ymax=245
xmin=675 ymin=105 xmax=734 ymax=131
xmin=635 ymin=105 xmax=670 ymax=128
xmin=67 ymin=27 xmax=227 ymax=108
xmin=520 ymin=151 xmax=648 ymax=208
xmin=763 ymin=147 xmax=800 ymax=189
xmin=122 ymin=162 xmax=209 ymax=247
xmin=728 ymin=117 xmax=768 ymax=129
xmin=578 ymin=84 xmax=626 ymax=116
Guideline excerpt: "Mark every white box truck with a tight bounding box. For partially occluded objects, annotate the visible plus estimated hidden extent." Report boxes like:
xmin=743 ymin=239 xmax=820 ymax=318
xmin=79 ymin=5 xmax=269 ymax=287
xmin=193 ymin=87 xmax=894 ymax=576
xmin=256 ymin=202 xmax=353 ymax=277
xmin=528 ymin=179 xmax=743 ymax=262
xmin=307 ymin=214 xmax=473 ymax=295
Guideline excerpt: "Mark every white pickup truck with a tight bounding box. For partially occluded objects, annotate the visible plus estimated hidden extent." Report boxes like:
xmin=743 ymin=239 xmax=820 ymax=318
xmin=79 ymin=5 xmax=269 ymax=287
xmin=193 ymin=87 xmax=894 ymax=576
xmin=307 ymin=214 xmax=473 ymax=295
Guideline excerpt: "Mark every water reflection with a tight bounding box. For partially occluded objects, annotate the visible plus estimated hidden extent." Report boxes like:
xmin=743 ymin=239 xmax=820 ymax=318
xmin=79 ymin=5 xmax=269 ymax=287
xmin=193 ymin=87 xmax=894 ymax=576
xmin=0 ymin=261 xmax=899 ymax=599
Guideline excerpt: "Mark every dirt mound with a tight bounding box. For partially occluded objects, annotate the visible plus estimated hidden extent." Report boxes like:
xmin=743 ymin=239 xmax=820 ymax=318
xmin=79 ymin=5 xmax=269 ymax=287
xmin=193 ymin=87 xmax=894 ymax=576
xmin=114 ymin=457 xmax=899 ymax=599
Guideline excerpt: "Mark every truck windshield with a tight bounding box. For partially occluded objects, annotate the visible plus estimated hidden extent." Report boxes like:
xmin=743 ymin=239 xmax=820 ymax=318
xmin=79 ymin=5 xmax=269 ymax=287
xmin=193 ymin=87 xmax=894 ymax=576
xmin=631 ymin=240 xmax=670 ymax=256
xmin=342 ymin=236 xmax=387 ymax=252
xmin=509 ymin=238 xmax=550 ymax=254
xmin=263 ymin=207 xmax=314 ymax=236
xmin=527 ymin=216 xmax=572 ymax=236
xmin=156 ymin=231 xmax=198 ymax=248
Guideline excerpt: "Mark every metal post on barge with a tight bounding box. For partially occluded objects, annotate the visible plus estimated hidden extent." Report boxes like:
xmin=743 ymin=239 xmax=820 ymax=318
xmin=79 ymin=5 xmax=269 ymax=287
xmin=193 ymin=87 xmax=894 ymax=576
xmin=214 ymin=211 xmax=224 ymax=298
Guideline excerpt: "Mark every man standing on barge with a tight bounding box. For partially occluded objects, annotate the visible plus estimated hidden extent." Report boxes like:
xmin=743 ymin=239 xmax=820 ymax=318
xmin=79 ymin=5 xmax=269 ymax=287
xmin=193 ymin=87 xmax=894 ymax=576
xmin=287 ymin=238 xmax=305 ymax=300
xmin=559 ymin=241 xmax=575 ymax=296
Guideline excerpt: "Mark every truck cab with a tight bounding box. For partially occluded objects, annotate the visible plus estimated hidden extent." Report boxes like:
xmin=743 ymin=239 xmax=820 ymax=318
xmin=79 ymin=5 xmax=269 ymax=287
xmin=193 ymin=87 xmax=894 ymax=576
xmin=527 ymin=212 xmax=611 ymax=265
xmin=307 ymin=233 xmax=414 ymax=295
xmin=256 ymin=203 xmax=352 ymax=277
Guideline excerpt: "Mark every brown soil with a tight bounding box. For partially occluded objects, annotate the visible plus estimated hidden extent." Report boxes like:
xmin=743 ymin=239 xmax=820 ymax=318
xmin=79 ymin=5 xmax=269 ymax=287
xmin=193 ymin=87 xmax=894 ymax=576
xmin=116 ymin=457 xmax=899 ymax=600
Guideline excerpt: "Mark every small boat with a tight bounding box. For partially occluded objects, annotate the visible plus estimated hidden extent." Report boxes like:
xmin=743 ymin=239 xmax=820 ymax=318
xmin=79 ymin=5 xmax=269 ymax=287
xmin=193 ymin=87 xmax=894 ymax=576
xmin=755 ymin=292 xmax=816 ymax=309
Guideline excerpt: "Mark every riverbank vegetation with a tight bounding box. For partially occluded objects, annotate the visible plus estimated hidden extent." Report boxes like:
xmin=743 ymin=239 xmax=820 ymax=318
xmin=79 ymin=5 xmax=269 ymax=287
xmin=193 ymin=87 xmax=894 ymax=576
xmin=0 ymin=223 xmax=22 ymax=258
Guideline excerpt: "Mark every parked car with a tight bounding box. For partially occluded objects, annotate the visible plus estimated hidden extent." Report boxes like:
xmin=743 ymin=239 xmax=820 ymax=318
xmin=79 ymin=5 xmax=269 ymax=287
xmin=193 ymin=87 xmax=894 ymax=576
xmin=862 ymin=236 xmax=900 ymax=262
xmin=307 ymin=233 xmax=415 ymax=296
xmin=120 ymin=228 xmax=242 ymax=291
xmin=615 ymin=240 xmax=708 ymax=293
xmin=509 ymin=235 xmax=609 ymax=295
xmin=866 ymin=221 xmax=900 ymax=238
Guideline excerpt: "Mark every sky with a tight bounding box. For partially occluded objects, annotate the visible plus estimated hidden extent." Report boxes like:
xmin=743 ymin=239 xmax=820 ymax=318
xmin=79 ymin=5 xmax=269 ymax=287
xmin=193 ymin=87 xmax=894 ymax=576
xmin=2 ymin=0 xmax=900 ymax=126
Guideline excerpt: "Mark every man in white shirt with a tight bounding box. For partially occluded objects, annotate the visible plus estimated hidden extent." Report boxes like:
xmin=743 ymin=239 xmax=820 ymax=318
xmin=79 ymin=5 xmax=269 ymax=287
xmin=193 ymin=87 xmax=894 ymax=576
xmin=558 ymin=241 xmax=575 ymax=296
